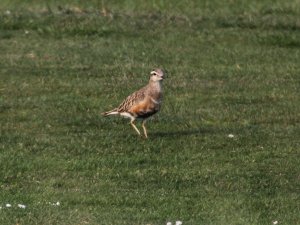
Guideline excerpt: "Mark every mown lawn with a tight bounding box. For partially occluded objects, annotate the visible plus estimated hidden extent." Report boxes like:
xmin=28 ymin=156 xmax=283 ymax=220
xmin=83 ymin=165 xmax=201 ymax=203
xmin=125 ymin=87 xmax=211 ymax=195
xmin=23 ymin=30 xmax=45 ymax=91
xmin=0 ymin=1 xmax=300 ymax=224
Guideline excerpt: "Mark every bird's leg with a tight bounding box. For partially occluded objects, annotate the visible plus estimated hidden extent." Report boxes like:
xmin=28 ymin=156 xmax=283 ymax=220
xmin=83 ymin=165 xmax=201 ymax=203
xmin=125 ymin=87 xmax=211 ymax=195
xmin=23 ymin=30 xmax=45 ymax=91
xmin=142 ymin=120 xmax=148 ymax=138
xmin=130 ymin=119 xmax=141 ymax=136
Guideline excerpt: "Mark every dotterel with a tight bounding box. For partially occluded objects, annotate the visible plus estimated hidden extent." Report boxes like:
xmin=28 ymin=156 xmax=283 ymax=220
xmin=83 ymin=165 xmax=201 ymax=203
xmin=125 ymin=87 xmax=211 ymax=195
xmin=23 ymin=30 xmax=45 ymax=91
xmin=102 ymin=68 xmax=165 ymax=138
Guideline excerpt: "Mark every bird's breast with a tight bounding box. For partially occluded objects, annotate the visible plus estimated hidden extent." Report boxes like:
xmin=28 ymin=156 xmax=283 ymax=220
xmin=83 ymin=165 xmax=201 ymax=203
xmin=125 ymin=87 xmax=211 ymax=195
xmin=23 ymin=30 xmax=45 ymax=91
xmin=128 ymin=96 xmax=161 ymax=118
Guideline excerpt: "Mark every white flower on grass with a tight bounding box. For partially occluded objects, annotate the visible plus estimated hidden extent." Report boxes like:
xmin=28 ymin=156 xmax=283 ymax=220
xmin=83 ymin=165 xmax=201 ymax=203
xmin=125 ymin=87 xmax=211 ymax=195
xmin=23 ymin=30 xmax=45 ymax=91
xmin=273 ymin=221 xmax=278 ymax=225
xmin=166 ymin=222 xmax=172 ymax=225
xmin=5 ymin=10 xmax=11 ymax=15
xmin=175 ymin=221 xmax=183 ymax=225
xmin=49 ymin=201 xmax=60 ymax=206
xmin=228 ymin=134 xmax=234 ymax=138
xmin=5 ymin=204 xmax=12 ymax=208
xmin=18 ymin=204 xmax=26 ymax=209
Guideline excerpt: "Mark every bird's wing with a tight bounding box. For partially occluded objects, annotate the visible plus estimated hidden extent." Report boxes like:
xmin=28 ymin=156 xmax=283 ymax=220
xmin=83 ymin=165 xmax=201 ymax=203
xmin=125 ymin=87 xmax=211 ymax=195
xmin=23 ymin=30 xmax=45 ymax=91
xmin=117 ymin=87 xmax=147 ymax=112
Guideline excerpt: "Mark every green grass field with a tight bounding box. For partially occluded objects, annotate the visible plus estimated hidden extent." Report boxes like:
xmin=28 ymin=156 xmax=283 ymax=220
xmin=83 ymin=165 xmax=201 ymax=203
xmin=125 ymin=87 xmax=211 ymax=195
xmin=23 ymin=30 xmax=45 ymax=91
xmin=1 ymin=1 xmax=300 ymax=224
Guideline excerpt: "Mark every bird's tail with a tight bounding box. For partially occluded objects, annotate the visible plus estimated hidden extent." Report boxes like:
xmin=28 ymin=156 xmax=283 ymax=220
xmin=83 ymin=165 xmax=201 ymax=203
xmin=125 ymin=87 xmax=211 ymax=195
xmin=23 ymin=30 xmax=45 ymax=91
xmin=102 ymin=108 xmax=119 ymax=116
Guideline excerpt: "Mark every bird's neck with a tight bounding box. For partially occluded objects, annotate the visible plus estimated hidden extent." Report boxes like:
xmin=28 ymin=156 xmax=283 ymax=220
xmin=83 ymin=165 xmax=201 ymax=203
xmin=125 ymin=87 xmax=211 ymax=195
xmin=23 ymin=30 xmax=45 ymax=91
xmin=148 ymin=80 xmax=163 ymax=92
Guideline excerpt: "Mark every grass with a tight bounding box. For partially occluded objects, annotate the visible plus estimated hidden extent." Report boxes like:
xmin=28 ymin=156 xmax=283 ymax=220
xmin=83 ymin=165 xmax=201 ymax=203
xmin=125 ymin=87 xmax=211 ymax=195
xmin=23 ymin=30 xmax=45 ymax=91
xmin=0 ymin=0 xmax=300 ymax=224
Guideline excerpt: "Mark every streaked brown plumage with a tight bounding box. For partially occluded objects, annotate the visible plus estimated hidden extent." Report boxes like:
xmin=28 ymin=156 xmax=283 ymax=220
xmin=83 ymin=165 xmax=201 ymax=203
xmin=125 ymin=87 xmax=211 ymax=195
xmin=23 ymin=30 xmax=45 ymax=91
xmin=102 ymin=68 xmax=165 ymax=138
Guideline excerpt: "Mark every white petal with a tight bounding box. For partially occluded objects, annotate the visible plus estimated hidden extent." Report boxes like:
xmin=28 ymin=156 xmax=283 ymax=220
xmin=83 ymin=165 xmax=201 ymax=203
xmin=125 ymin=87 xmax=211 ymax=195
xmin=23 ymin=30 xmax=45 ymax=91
xmin=18 ymin=204 xmax=26 ymax=209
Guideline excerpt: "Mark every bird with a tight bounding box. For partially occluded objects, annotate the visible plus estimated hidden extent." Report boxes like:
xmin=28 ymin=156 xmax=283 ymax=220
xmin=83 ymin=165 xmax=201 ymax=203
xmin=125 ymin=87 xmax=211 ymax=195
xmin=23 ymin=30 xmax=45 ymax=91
xmin=102 ymin=68 xmax=165 ymax=138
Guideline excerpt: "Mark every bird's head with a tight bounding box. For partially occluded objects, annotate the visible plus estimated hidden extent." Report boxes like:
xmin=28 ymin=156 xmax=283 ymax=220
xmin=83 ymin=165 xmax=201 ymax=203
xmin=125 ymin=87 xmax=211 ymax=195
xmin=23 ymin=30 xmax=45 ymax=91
xmin=150 ymin=68 xmax=165 ymax=82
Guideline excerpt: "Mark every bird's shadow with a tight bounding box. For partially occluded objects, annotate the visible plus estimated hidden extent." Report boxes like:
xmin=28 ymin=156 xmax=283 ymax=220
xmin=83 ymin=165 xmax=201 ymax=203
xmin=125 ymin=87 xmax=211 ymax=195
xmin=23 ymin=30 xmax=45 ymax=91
xmin=98 ymin=116 xmax=222 ymax=139
xmin=150 ymin=127 xmax=218 ymax=138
